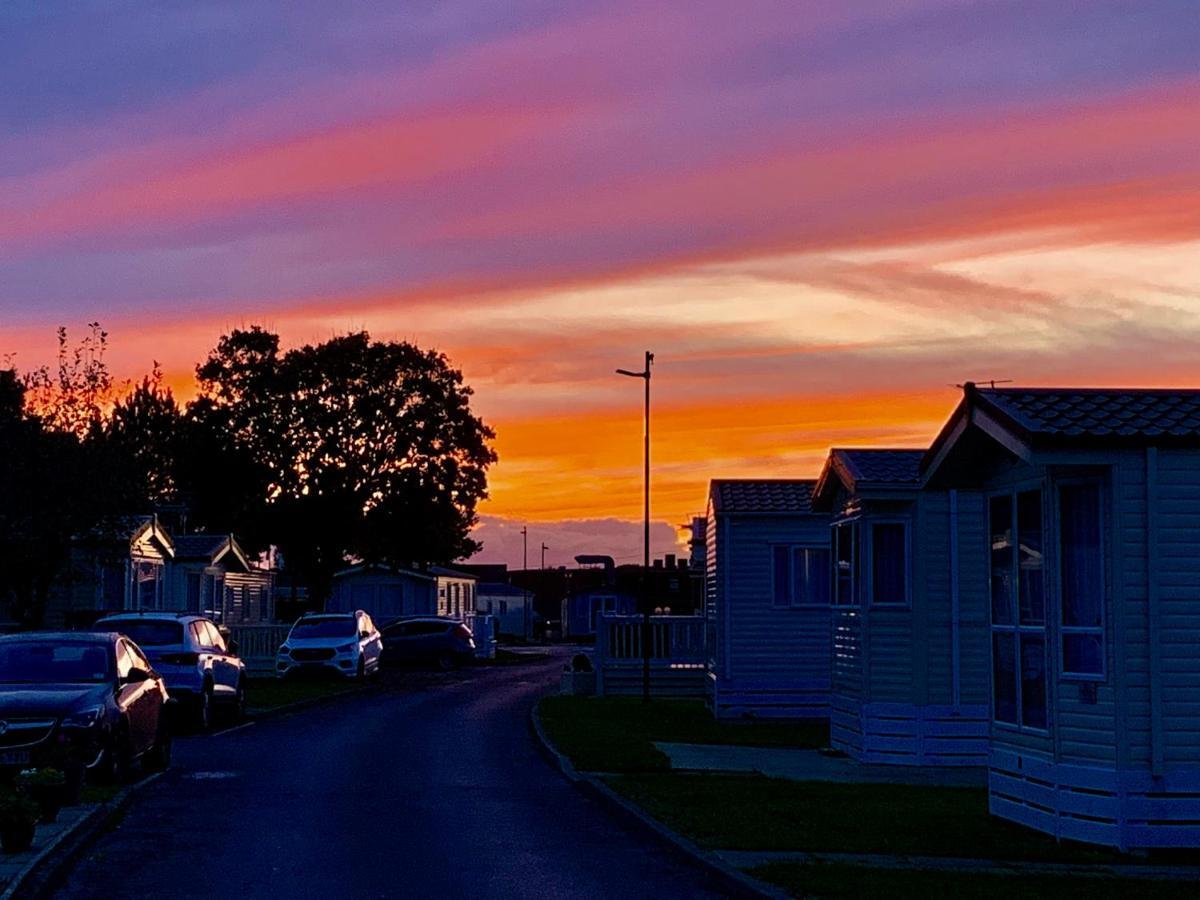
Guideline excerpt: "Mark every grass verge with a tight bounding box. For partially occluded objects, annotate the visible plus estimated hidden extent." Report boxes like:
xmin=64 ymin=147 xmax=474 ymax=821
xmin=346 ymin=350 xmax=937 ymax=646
xmin=245 ymin=676 xmax=357 ymax=714
xmin=749 ymin=861 xmax=1199 ymax=899
xmin=607 ymin=773 xmax=1120 ymax=863
xmin=537 ymin=696 xmax=828 ymax=774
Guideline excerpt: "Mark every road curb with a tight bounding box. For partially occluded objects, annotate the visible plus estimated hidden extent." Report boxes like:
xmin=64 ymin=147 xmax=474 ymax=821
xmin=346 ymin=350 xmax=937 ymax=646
xmin=2 ymin=772 xmax=163 ymax=900
xmin=529 ymin=702 xmax=787 ymax=900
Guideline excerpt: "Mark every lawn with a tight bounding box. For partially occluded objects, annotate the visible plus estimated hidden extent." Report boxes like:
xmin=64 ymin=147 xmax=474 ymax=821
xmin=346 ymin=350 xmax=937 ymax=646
xmin=245 ymin=676 xmax=358 ymax=714
xmin=536 ymin=696 xmax=828 ymax=773
xmin=749 ymin=861 xmax=1199 ymax=900
xmin=608 ymin=773 xmax=1120 ymax=864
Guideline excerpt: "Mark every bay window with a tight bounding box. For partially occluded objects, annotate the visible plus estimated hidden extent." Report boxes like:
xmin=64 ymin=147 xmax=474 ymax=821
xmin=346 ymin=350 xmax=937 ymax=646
xmin=1059 ymin=482 xmax=1105 ymax=677
xmin=990 ymin=490 xmax=1047 ymax=729
xmin=833 ymin=522 xmax=857 ymax=606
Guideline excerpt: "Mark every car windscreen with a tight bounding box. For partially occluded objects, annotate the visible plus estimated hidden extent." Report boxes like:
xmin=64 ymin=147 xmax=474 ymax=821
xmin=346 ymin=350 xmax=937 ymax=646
xmin=100 ymin=620 xmax=184 ymax=647
xmin=289 ymin=618 xmax=356 ymax=639
xmin=0 ymin=642 xmax=112 ymax=684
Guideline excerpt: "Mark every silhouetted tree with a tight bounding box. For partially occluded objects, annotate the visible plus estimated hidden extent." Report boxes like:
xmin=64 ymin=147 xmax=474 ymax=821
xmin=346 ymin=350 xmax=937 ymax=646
xmin=1 ymin=328 xmax=150 ymax=624
xmin=104 ymin=363 xmax=184 ymax=508
xmin=22 ymin=323 xmax=119 ymax=440
xmin=191 ymin=328 xmax=496 ymax=600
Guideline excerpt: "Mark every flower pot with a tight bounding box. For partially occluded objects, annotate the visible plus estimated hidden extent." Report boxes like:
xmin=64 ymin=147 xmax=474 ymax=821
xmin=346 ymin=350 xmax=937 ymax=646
xmin=0 ymin=821 xmax=35 ymax=854
xmin=560 ymin=670 xmax=596 ymax=696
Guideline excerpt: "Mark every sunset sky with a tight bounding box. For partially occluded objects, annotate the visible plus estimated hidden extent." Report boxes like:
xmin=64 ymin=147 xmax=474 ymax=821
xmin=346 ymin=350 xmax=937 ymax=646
xmin=3 ymin=2 xmax=1199 ymax=567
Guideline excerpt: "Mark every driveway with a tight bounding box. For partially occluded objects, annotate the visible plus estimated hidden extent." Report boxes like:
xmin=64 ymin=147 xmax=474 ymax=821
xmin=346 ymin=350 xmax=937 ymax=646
xmin=49 ymin=651 xmax=729 ymax=898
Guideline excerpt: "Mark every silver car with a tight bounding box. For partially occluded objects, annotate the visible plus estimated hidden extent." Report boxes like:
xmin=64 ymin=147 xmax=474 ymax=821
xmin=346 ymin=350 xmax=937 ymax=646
xmin=276 ymin=611 xmax=382 ymax=680
xmin=95 ymin=613 xmax=246 ymax=730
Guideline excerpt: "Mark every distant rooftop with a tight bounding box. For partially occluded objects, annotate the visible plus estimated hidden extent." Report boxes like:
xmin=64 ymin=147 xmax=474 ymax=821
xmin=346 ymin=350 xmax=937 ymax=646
xmin=172 ymin=534 xmax=229 ymax=559
xmin=831 ymin=449 xmax=924 ymax=486
xmin=709 ymin=479 xmax=816 ymax=515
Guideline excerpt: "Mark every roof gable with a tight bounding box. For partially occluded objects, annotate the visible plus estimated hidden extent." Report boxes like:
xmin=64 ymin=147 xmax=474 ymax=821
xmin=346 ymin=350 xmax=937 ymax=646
xmin=924 ymin=384 xmax=1200 ymax=483
xmin=812 ymin=448 xmax=924 ymax=509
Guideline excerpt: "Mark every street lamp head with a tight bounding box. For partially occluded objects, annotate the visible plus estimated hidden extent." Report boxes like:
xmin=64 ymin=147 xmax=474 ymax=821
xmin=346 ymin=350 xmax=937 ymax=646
xmin=616 ymin=368 xmax=645 ymax=378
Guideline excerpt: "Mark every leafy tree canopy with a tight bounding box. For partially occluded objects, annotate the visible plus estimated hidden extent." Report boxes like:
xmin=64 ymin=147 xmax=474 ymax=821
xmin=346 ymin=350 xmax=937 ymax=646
xmin=192 ymin=327 xmax=496 ymax=599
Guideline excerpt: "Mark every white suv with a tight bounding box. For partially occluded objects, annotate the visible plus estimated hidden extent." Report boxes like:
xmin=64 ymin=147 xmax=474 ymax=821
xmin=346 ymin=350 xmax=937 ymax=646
xmin=276 ymin=611 xmax=382 ymax=680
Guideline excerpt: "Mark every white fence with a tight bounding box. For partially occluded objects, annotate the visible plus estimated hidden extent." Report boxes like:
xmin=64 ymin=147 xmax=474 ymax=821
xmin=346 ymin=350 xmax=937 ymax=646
xmin=229 ymin=624 xmax=291 ymax=675
xmin=594 ymin=615 xmax=706 ymax=697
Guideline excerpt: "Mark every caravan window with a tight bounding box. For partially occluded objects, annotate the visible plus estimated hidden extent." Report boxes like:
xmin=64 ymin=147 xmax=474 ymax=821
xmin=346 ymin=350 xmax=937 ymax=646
xmin=989 ymin=489 xmax=1048 ymax=730
xmin=870 ymin=523 xmax=908 ymax=606
xmin=833 ymin=522 xmax=857 ymax=606
xmin=1059 ymin=482 xmax=1105 ymax=677
xmin=772 ymin=546 xmax=831 ymax=607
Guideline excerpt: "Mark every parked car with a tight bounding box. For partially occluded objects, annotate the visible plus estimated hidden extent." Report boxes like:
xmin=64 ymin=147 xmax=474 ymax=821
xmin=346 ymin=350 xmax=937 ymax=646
xmin=276 ymin=611 xmax=382 ymax=680
xmin=94 ymin=613 xmax=246 ymax=730
xmin=0 ymin=632 xmax=170 ymax=782
xmin=380 ymin=617 xmax=476 ymax=670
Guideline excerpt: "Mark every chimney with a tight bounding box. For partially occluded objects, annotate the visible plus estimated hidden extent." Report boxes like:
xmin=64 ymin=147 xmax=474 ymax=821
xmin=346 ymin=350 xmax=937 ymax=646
xmin=665 ymin=553 xmax=676 ymax=569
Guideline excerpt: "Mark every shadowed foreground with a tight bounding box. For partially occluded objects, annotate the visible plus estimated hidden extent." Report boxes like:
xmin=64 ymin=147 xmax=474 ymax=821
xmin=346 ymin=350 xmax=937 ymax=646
xmin=49 ymin=653 xmax=725 ymax=899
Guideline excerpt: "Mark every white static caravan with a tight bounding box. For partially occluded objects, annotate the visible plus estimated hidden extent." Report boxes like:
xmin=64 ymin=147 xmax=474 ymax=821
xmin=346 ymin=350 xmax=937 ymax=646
xmin=812 ymin=449 xmax=990 ymax=766
xmin=46 ymin=516 xmax=175 ymax=627
xmin=925 ymin=384 xmax=1200 ymax=850
xmin=706 ymin=480 xmax=833 ymax=719
xmin=169 ymin=533 xmax=274 ymax=625
xmin=429 ymin=566 xmax=478 ymax=621
xmin=476 ymin=582 xmax=534 ymax=639
xmin=327 ymin=564 xmax=438 ymax=621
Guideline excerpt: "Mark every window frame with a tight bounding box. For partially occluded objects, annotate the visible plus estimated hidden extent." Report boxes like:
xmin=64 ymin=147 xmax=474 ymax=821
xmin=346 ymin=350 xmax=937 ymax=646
xmin=1057 ymin=478 xmax=1108 ymax=682
xmin=866 ymin=519 xmax=911 ymax=608
xmin=988 ymin=485 xmax=1050 ymax=735
xmin=770 ymin=544 xmax=832 ymax=609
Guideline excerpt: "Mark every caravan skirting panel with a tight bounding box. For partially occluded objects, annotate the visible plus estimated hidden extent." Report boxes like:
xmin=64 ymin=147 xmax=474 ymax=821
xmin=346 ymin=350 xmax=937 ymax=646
xmin=830 ymin=698 xmax=989 ymax=766
xmin=990 ymin=747 xmax=1200 ymax=850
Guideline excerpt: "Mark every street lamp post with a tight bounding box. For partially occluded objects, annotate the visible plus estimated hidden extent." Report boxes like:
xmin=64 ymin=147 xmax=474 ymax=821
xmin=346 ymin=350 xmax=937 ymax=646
xmin=617 ymin=350 xmax=654 ymax=702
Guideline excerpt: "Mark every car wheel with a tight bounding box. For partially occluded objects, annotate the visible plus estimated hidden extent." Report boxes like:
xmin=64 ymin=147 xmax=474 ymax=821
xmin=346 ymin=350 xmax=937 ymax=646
xmin=144 ymin=718 xmax=172 ymax=772
xmin=232 ymin=679 xmax=247 ymax=723
xmin=196 ymin=684 xmax=213 ymax=731
xmin=436 ymin=652 xmax=458 ymax=672
xmin=94 ymin=732 xmax=132 ymax=785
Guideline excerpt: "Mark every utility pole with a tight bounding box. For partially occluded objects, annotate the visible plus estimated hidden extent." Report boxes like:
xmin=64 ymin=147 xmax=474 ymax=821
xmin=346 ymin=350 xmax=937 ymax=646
xmin=541 ymin=542 xmax=548 ymax=570
xmin=617 ymin=350 xmax=654 ymax=702
xmin=521 ymin=525 xmax=528 ymax=573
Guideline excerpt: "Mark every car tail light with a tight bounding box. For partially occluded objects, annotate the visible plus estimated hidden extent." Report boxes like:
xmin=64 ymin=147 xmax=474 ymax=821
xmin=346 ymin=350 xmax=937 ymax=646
xmin=454 ymin=625 xmax=472 ymax=640
xmin=160 ymin=652 xmax=199 ymax=665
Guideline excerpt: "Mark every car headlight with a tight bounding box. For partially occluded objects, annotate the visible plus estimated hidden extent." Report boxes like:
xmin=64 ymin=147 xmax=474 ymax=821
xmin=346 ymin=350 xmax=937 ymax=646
xmin=336 ymin=642 xmax=358 ymax=654
xmin=62 ymin=706 xmax=104 ymax=729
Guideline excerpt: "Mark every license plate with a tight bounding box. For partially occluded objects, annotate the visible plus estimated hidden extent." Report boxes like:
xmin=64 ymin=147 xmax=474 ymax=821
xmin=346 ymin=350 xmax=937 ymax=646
xmin=0 ymin=750 xmax=30 ymax=766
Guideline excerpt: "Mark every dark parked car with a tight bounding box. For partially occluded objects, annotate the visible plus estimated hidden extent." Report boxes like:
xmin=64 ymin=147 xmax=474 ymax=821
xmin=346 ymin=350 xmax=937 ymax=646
xmin=380 ymin=617 xmax=476 ymax=670
xmin=95 ymin=613 xmax=246 ymax=729
xmin=0 ymin=632 xmax=171 ymax=781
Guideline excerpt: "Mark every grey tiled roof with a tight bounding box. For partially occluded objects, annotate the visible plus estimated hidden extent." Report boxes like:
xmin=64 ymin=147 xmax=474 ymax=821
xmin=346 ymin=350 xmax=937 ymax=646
xmin=710 ymin=480 xmax=816 ymax=514
xmin=980 ymin=388 xmax=1200 ymax=439
xmin=834 ymin=449 xmax=924 ymax=485
xmin=172 ymin=534 xmax=229 ymax=559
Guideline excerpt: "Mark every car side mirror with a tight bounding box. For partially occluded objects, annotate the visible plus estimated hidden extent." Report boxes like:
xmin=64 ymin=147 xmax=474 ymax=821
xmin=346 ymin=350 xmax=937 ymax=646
xmin=123 ymin=667 xmax=151 ymax=684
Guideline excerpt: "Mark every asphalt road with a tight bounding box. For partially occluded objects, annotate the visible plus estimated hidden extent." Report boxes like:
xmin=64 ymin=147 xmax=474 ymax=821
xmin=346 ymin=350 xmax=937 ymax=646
xmin=49 ymin=651 xmax=729 ymax=899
